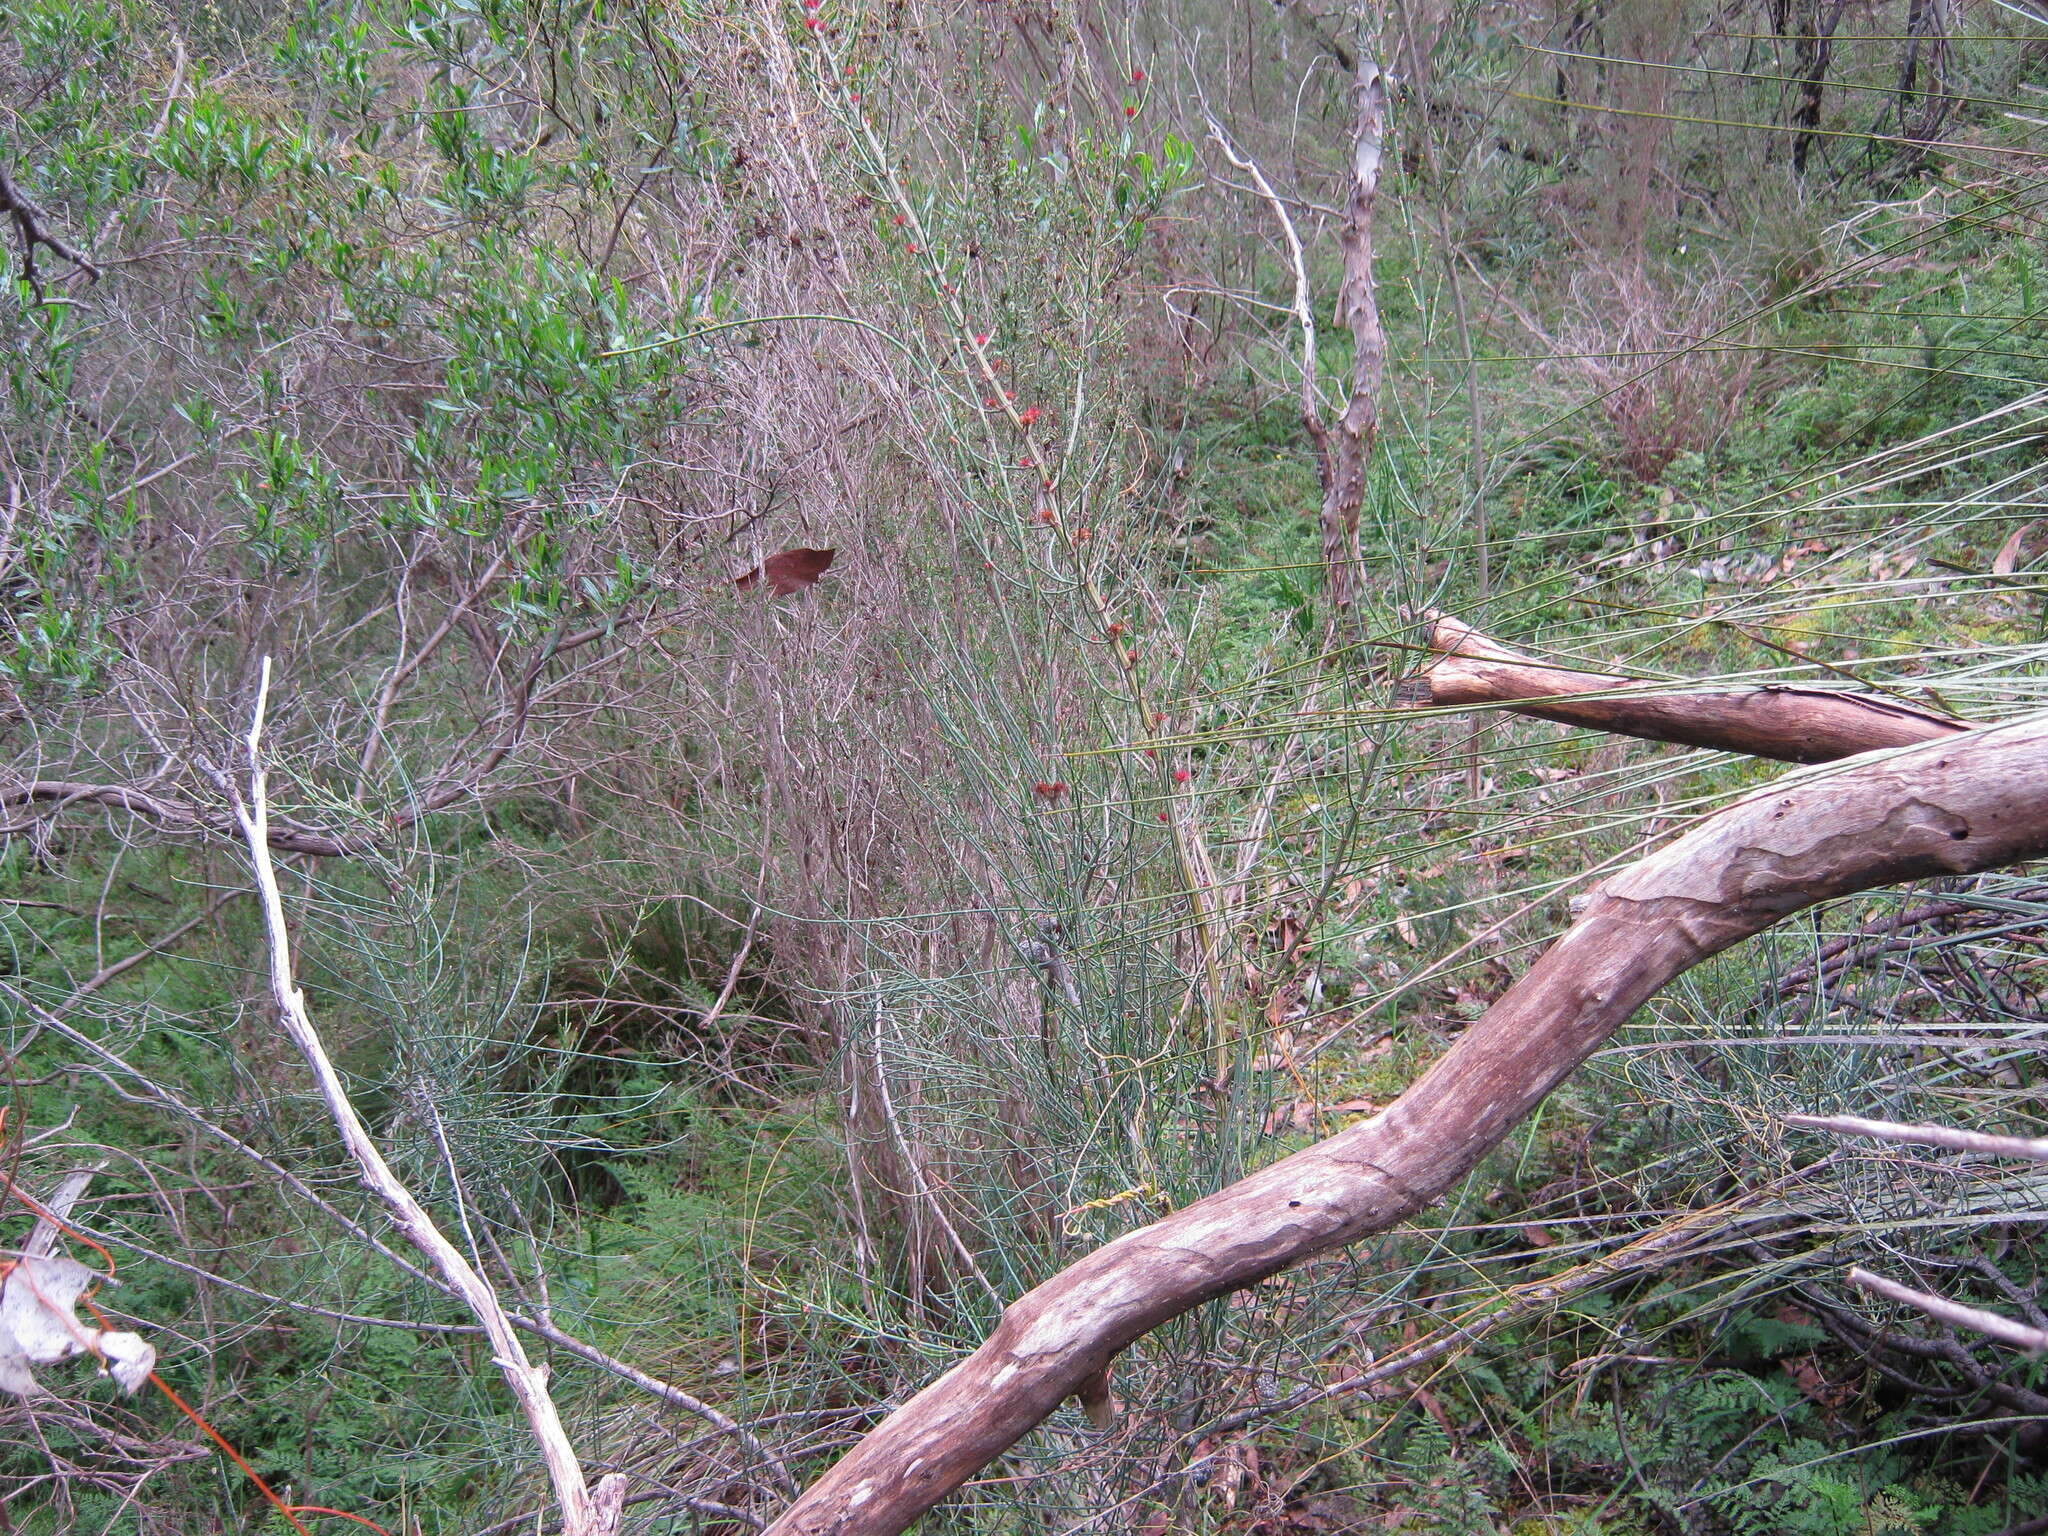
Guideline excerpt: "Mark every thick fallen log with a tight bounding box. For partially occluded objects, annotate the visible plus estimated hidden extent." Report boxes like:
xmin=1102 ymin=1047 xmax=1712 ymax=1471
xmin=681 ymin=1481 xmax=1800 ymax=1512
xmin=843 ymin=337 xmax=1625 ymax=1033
xmin=1398 ymin=611 xmax=1967 ymax=763
xmin=763 ymin=714 xmax=2048 ymax=1536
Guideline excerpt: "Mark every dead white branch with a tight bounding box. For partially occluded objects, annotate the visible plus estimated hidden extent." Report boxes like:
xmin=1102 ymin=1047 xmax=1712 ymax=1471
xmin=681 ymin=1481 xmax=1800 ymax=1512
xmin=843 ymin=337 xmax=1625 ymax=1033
xmin=1786 ymin=1111 xmax=2048 ymax=1161
xmin=232 ymin=657 xmax=625 ymax=1536
xmin=1846 ymin=1267 xmax=2048 ymax=1354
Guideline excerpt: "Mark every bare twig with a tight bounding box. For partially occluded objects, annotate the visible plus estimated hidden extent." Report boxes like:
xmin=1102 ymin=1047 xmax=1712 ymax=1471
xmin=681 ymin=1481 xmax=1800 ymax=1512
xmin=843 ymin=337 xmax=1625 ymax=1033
xmin=357 ymin=547 xmax=513 ymax=785
xmin=0 ymin=166 xmax=100 ymax=300
xmin=1205 ymin=120 xmax=1324 ymax=448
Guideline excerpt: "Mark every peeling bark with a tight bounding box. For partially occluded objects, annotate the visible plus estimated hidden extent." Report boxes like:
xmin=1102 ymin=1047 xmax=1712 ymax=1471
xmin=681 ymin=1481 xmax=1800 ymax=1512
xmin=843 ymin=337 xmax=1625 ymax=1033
xmin=1399 ymin=611 xmax=1967 ymax=763
xmin=763 ymin=714 xmax=2048 ymax=1536
xmin=1317 ymin=27 xmax=1385 ymax=636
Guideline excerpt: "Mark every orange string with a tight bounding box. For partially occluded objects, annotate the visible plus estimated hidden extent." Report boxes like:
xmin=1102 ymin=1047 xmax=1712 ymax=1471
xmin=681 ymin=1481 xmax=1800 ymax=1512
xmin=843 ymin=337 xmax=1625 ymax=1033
xmin=77 ymin=1297 xmax=314 ymax=1536
xmin=9 ymin=1111 xmax=390 ymax=1535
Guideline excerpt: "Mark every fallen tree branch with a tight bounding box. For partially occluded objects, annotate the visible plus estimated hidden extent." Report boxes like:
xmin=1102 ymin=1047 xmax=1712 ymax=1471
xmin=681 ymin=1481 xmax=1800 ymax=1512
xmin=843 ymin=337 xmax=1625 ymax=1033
xmin=1786 ymin=1111 xmax=2048 ymax=1162
xmin=1398 ymin=611 xmax=1967 ymax=763
xmin=1846 ymin=1267 xmax=2048 ymax=1355
xmin=763 ymin=713 xmax=2048 ymax=1535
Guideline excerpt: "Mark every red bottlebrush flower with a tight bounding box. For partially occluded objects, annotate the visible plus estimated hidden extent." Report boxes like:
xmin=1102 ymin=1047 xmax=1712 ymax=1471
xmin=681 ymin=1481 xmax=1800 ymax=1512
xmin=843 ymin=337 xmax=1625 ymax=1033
xmin=1126 ymin=648 xmax=1139 ymax=664
xmin=1157 ymin=811 xmax=1170 ymax=822
xmin=1150 ymin=711 xmax=1165 ymax=727
xmin=1003 ymin=389 xmax=1014 ymax=400
xmin=1037 ymin=508 xmax=1056 ymax=524
xmin=1131 ymin=67 xmax=1146 ymax=83
xmin=1074 ymin=526 xmax=1091 ymax=541
xmin=849 ymin=91 xmax=860 ymax=102
xmin=905 ymin=241 xmax=919 ymax=253
xmin=985 ymin=397 xmax=999 ymax=409
xmin=974 ymin=332 xmax=990 ymax=346
xmin=1144 ymin=747 xmax=1157 ymax=759
xmin=1035 ymin=781 xmax=1068 ymax=801
xmin=892 ymin=214 xmax=905 ymax=225
xmin=803 ymin=14 xmax=819 ymax=27
xmin=1124 ymin=104 xmax=1137 ymax=117
xmin=1106 ymin=622 xmax=1125 ymax=638
xmin=803 ymin=0 xmax=819 ymax=9
xmin=943 ymin=283 xmax=957 ymax=295
xmin=1173 ymin=768 xmax=1191 ymax=783
xmin=1019 ymin=405 xmax=1041 ymax=425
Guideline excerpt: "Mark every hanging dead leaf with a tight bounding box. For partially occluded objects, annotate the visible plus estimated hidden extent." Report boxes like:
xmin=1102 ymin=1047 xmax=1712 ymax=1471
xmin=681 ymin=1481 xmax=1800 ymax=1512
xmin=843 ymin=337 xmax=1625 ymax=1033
xmin=1992 ymin=521 xmax=2044 ymax=576
xmin=734 ymin=546 xmax=836 ymax=596
xmin=1782 ymin=1352 xmax=1853 ymax=1410
xmin=0 ymin=1253 xmax=154 ymax=1397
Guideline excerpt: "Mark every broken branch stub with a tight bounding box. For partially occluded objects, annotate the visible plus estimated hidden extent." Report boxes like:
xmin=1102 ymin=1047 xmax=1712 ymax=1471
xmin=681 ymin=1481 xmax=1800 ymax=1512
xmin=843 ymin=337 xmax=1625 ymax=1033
xmin=1399 ymin=611 xmax=1967 ymax=763
xmin=763 ymin=714 xmax=2048 ymax=1536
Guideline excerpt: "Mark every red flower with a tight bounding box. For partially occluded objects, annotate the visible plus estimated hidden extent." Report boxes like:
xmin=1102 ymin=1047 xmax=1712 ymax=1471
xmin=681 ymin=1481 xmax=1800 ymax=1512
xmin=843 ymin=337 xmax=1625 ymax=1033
xmin=1106 ymin=622 xmax=1125 ymax=638
xmin=974 ymin=332 xmax=990 ymax=346
xmin=1073 ymin=525 xmax=1090 ymax=541
xmin=1131 ymin=67 xmax=1146 ymax=83
xmin=1037 ymin=507 xmax=1056 ymax=524
xmin=905 ymin=241 xmax=919 ymax=253
xmin=1174 ymin=768 xmax=1191 ymax=783
xmin=1034 ymin=781 xmax=1068 ymax=801
xmin=1019 ymin=405 xmax=1041 ymax=425
xmin=1157 ymin=811 xmax=1169 ymax=822
xmin=1124 ymin=104 xmax=1137 ymax=117
xmin=1144 ymin=748 xmax=1157 ymax=759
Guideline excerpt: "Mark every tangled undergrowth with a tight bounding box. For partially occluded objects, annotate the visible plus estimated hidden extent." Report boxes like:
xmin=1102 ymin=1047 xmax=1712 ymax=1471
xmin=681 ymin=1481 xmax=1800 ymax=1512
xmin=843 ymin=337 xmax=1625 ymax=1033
xmin=3 ymin=1 xmax=2048 ymax=1532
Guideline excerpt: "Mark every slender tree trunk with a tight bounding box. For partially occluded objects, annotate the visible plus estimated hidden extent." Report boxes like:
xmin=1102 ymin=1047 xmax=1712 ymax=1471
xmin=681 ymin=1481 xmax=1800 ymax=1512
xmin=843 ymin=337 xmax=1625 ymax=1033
xmin=1319 ymin=18 xmax=1386 ymax=641
xmin=1792 ymin=0 xmax=1848 ymax=174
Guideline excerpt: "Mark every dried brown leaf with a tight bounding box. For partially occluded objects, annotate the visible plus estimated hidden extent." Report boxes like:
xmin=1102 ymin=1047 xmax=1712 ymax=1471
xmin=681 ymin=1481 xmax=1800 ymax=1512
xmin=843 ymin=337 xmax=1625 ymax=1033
xmin=1993 ymin=521 xmax=2043 ymax=576
xmin=735 ymin=546 xmax=836 ymax=596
